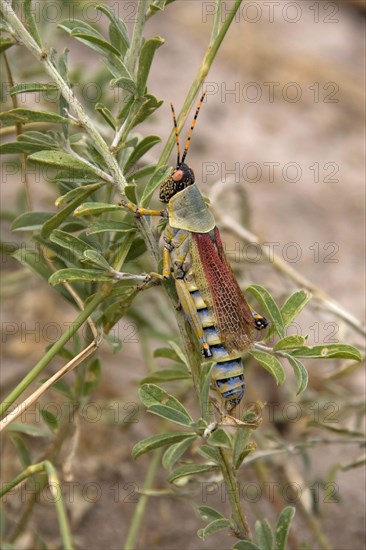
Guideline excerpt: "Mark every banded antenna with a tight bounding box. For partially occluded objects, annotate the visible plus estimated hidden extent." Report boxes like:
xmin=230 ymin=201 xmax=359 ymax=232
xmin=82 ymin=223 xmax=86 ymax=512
xmin=169 ymin=92 xmax=207 ymax=167
xmin=170 ymin=101 xmax=181 ymax=167
xmin=181 ymin=92 xmax=206 ymax=164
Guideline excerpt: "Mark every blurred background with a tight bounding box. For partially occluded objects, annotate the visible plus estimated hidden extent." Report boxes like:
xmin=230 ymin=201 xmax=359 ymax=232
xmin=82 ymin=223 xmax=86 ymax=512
xmin=1 ymin=1 xmax=365 ymax=548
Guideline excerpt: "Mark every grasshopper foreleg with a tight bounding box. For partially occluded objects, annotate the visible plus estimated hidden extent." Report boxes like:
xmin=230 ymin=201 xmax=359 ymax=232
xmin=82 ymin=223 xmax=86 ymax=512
xmin=119 ymin=198 xmax=166 ymax=219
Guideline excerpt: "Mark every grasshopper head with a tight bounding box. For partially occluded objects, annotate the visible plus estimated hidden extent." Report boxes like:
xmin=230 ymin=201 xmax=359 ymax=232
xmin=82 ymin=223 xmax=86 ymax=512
xmin=159 ymin=163 xmax=195 ymax=203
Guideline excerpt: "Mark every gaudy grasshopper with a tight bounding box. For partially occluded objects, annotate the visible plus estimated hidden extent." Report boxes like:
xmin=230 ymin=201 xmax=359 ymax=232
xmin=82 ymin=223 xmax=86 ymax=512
xmin=124 ymin=94 xmax=268 ymax=410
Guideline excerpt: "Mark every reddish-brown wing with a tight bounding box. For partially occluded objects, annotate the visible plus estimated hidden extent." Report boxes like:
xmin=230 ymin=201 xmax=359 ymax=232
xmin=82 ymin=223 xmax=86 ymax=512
xmin=191 ymin=227 xmax=255 ymax=353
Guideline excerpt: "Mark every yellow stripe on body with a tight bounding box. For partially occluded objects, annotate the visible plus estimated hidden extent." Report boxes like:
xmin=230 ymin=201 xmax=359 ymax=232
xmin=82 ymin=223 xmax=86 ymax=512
xmin=175 ymin=279 xmax=210 ymax=353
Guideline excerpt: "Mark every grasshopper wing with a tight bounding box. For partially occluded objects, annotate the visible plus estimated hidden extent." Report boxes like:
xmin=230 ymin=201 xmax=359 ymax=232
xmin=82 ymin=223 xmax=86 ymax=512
xmin=191 ymin=227 xmax=255 ymax=353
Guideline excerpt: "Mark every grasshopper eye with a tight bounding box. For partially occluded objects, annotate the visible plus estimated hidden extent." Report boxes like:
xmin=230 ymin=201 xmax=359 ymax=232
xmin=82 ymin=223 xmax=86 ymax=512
xmin=172 ymin=170 xmax=184 ymax=182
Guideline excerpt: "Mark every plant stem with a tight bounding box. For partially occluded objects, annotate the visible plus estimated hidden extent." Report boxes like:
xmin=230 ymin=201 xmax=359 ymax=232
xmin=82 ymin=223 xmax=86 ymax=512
xmin=2 ymin=51 xmax=32 ymax=210
xmin=111 ymin=0 xmax=148 ymax=150
xmin=126 ymin=0 xmax=148 ymax=77
xmin=210 ymin=0 xmax=223 ymax=45
xmin=124 ymin=448 xmax=163 ymax=549
xmin=0 ymin=292 xmax=104 ymax=417
xmin=219 ymin=448 xmax=251 ymax=539
xmin=0 ymin=341 xmax=98 ymax=431
xmin=157 ymin=0 xmax=244 ymax=168
xmin=44 ymin=461 xmax=74 ymax=550
xmin=0 ymin=0 xmax=127 ymax=193
xmin=1 ymin=461 xmax=73 ymax=550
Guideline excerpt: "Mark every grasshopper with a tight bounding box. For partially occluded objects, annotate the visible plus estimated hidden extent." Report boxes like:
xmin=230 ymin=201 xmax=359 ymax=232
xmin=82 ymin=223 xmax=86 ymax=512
xmin=124 ymin=94 xmax=268 ymax=410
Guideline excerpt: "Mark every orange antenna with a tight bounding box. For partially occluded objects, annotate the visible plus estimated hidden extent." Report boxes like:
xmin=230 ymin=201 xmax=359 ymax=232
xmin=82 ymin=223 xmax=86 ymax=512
xmin=170 ymin=102 xmax=181 ymax=167
xmin=181 ymin=92 xmax=206 ymax=164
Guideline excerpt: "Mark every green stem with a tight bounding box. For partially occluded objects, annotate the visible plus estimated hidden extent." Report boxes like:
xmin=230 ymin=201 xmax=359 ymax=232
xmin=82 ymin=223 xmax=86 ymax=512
xmin=219 ymin=448 xmax=251 ymax=540
xmin=0 ymin=0 xmax=127 ymax=193
xmin=157 ymin=0 xmax=244 ymax=168
xmin=209 ymin=0 xmax=223 ymax=45
xmin=124 ymin=448 xmax=163 ymax=549
xmin=126 ymin=0 xmax=148 ymax=75
xmin=1 ymin=461 xmax=73 ymax=550
xmin=0 ymin=293 xmax=104 ymax=417
xmin=2 ymin=51 xmax=32 ymax=210
xmin=111 ymin=0 xmax=148 ymax=151
xmin=44 ymin=461 xmax=74 ymax=550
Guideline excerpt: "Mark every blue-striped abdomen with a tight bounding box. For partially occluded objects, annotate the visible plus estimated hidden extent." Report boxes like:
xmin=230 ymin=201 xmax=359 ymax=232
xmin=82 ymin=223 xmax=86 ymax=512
xmin=187 ymin=283 xmax=245 ymax=407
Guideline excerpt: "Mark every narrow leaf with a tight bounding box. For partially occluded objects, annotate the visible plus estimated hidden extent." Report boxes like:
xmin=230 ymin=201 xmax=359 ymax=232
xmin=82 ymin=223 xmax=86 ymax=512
xmin=233 ymin=443 xmax=256 ymax=471
xmin=55 ymin=182 xmax=104 ymax=208
xmin=95 ymin=103 xmax=116 ymax=129
xmin=24 ymin=0 xmax=42 ymax=47
xmin=255 ymin=519 xmax=274 ymax=550
xmin=132 ymin=432 xmax=195 ymax=459
xmin=284 ymin=354 xmax=308 ymax=395
xmin=18 ymin=131 xmax=58 ymax=147
xmin=110 ymin=77 xmax=137 ymax=95
xmin=74 ymin=202 xmax=122 ymax=216
xmin=82 ymin=249 xmax=112 ymax=270
xmin=82 ymin=359 xmax=102 ymax=397
xmin=274 ymin=336 xmax=306 ymax=351
xmin=281 ymin=290 xmax=312 ymax=327
xmin=49 ymin=229 xmax=92 ymax=259
xmin=101 ymin=289 xmax=138 ymax=334
xmin=11 ymin=435 xmax=32 ymax=468
xmin=6 ymin=423 xmax=49 ymax=437
xmin=167 ymin=341 xmax=189 ymax=368
xmin=41 ymin=409 xmax=58 ymax=430
xmin=147 ymin=404 xmax=193 ymax=427
xmin=247 ymin=285 xmax=285 ymax=338
xmin=197 ymin=445 xmax=220 ymax=464
xmin=49 ymin=268 xmax=114 ymax=285
xmin=291 ymin=344 xmax=361 ymax=361
xmin=149 ymin=0 xmax=168 ymax=12
xmin=275 ymin=506 xmax=296 ymax=550
xmin=233 ymin=427 xmax=252 ymax=470
xmin=249 ymin=351 xmax=286 ymax=385
xmin=128 ymin=163 xmax=156 ymax=182
xmin=124 ymin=136 xmax=161 ymax=173
xmin=162 ymin=435 xmax=197 ymax=470
xmin=96 ymin=3 xmax=130 ymax=53
xmin=197 ymin=518 xmax=231 ymax=540
xmin=129 ymin=94 xmax=163 ymax=128
xmin=71 ymin=30 xmax=120 ymax=56
xmin=136 ymin=37 xmax=165 ymax=95
xmin=153 ymin=347 xmax=185 ymax=363
xmin=13 ymin=248 xmax=53 ymax=281
xmin=141 ymin=165 xmax=171 ymax=207
xmin=168 ymin=464 xmax=219 ymax=483
xmin=10 ymin=83 xmax=58 ymax=97
xmin=139 ymin=384 xmax=192 ymax=420
xmin=11 ymin=212 xmax=54 ymax=231
xmin=42 ymin=186 xmax=104 ymax=238
xmin=0 ymin=36 xmax=16 ymax=53
xmin=28 ymin=151 xmax=96 ymax=174
xmin=207 ymin=428 xmax=232 ymax=449
xmin=0 ymin=142 xmax=47 ymax=154
xmin=197 ymin=506 xmax=224 ymax=522
xmin=0 ymin=109 xmax=68 ymax=127
xmin=88 ymin=222 xmax=133 ymax=235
